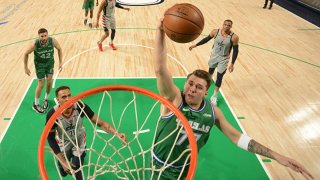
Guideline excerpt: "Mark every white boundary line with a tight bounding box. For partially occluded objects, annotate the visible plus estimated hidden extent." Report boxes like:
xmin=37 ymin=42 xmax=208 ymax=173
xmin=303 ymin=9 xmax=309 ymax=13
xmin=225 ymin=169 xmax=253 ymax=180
xmin=52 ymin=44 xmax=189 ymax=88
xmin=133 ymin=129 xmax=150 ymax=135
xmin=220 ymin=91 xmax=272 ymax=179
xmin=0 ymin=79 xmax=34 ymax=144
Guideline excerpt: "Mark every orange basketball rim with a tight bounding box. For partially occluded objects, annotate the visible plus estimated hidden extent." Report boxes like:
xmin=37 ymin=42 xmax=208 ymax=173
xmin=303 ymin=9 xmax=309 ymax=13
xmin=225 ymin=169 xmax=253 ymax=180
xmin=38 ymin=85 xmax=198 ymax=180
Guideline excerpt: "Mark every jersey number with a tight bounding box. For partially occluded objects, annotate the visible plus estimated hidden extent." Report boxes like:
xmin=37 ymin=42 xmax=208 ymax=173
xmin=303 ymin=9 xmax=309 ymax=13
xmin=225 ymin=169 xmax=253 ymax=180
xmin=40 ymin=53 xmax=51 ymax=59
xmin=176 ymin=130 xmax=202 ymax=146
xmin=68 ymin=130 xmax=75 ymax=136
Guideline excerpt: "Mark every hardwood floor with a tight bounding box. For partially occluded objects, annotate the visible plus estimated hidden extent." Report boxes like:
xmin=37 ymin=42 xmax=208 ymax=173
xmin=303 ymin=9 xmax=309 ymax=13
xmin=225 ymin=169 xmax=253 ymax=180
xmin=0 ymin=0 xmax=319 ymax=179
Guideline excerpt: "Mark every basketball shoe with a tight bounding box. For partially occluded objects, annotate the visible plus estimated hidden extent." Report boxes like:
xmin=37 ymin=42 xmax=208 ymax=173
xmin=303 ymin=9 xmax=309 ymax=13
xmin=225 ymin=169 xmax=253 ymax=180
xmin=84 ymin=19 xmax=87 ymax=26
xmin=109 ymin=43 xmax=117 ymax=50
xmin=97 ymin=42 xmax=103 ymax=52
xmin=33 ymin=103 xmax=45 ymax=114
xmin=89 ymin=23 xmax=92 ymax=28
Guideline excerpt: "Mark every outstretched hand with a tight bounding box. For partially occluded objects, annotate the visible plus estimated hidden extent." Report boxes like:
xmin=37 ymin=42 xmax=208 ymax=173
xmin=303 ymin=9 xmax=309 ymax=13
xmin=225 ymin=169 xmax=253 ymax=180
xmin=276 ymin=154 xmax=314 ymax=179
xmin=57 ymin=153 xmax=75 ymax=174
xmin=157 ymin=7 xmax=172 ymax=30
xmin=189 ymin=44 xmax=196 ymax=51
xmin=62 ymin=162 xmax=76 ymax=174
xmin=157 ymin=18 xmax=164 ymax=31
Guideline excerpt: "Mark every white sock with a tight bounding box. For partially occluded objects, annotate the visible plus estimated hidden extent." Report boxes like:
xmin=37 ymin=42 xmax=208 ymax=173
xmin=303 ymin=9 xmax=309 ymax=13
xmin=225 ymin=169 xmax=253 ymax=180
xmin=44 ymin=93 xmax=49 ymax=100
xmin=35 ymin=98 xmax=40 ymax=105
xmin=89 ymin=18 xmax=92 ymax=23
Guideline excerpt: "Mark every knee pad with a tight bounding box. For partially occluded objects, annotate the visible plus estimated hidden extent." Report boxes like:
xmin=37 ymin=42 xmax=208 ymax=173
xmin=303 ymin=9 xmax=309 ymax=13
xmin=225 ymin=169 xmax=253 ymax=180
xmin=215 ymin=71 xmax=226 ymax=87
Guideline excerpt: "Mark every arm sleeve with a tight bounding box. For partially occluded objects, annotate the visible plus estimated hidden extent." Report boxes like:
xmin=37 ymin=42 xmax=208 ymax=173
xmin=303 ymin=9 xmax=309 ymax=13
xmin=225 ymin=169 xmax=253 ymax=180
xmin=46 ymin=109 xmax=60 ymax=154
xmin=231 ymin=45 xmax=239 ymax=64
xmin=77 ymin=102 xmax=95 ymax=119
xmin=48 ymin=132 xmax=61 ymax=154
xmin=115 ymin=2 xmax=125 ymax=9
xmin=195 ymin=35 xmax=213 ymax=46
xmin=46 ymin=109 xmax=58 ymax=128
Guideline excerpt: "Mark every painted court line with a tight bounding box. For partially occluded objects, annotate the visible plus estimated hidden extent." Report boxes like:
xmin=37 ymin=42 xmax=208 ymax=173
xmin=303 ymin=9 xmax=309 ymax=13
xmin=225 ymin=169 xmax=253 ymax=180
xmin=220 ymin=90 xmax=272 ymax=179
xmin=89 ymin=128 xmax=151 ymax=135
xmin=52 ymin=43 xmax=189 ymax=88
xmin=0 ymin=79 xmax=33 ymax=143
xmin=133 ymin=129 xmax=150 ymax=135
xmin=0 ymin=21 xmax=8 ymax=25
xmin=96 ymin=129 xmax=107 ymax=134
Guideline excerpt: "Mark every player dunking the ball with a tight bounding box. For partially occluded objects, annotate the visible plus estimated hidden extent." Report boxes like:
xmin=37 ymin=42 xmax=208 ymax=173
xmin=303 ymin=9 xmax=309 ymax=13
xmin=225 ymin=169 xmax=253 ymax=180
xmin=94 ymin=0 xmax=130 ymax=51
xmin=152 ymin=9 xmax=314 ymax=179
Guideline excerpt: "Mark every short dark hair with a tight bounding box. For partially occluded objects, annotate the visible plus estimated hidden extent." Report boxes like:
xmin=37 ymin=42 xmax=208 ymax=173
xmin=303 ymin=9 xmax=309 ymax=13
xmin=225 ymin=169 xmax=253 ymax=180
xmin=224 ymin=19 xmax=233 ymax=25
xmin=187 ymin=69 xmax=212 ymax=90
xmin=55 ymin=86 xmax=70 ymax=97
xmin=38 ymin=28 xmax=48 ymax=34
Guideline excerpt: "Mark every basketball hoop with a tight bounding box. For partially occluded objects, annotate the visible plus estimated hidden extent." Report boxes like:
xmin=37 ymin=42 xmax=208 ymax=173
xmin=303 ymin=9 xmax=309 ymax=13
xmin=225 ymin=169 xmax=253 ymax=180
xmin=38 ymin=85 xmax=198 ymax=179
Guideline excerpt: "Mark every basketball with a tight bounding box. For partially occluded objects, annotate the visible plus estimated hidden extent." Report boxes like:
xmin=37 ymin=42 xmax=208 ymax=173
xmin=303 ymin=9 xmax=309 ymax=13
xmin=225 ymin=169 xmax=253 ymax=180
xmin=163 ymin=3 xmax=204 ymax=43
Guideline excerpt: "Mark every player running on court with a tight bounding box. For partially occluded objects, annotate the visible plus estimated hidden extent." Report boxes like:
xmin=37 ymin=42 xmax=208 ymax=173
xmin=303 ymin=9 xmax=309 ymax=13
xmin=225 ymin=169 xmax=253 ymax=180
xmin=94 ymin=0 xmax=130 ymax=51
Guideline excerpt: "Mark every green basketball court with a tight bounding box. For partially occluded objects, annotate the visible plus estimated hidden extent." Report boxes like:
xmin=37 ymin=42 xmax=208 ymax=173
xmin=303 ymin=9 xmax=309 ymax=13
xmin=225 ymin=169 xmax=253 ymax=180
xmin=0 ymin=78 xmax=269 ymax=179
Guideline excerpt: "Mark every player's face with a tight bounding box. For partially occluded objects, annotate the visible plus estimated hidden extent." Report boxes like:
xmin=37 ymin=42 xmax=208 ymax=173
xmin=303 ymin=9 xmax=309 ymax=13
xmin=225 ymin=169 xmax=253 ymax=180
xmin=38 ymin=32 xmax=48 ymax=45
xmin=57 ymin=89 xmax=72 ymax=106
xmin=222 ymin=21 xmax=232 ymax=32
xmin=183 ymin=75 xmax=208 ymax=107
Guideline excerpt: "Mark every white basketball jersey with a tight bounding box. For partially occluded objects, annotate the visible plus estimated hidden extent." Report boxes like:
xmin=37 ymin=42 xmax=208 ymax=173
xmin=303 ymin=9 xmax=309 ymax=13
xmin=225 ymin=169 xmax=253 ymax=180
xmin=53 ymin=103 xmax=86 ymax=144
xmin=103 ymin=0 xmax=116 ymax=18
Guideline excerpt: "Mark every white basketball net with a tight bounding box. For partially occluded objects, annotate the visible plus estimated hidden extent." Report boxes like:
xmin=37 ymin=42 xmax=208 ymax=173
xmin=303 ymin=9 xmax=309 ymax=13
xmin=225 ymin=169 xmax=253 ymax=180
xmin=43 ymin=88 xmax=196 ymax=179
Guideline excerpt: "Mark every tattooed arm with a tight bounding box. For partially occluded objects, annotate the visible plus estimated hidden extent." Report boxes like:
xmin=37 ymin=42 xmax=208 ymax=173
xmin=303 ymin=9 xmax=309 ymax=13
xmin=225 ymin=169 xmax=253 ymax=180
xmin=248 ymin=140 xmax=274 ymax=159
xmin=214 ymin=106 xmax=314 ymax=179
xmin=248 ymin=140 xmax=314 ymax=179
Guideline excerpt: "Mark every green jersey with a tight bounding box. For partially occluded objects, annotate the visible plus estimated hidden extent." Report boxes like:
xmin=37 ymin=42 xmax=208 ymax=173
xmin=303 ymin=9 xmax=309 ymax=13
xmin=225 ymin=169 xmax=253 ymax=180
xmin=34 ymin=37 xmax=54 ymax=64
xmin=153 ymin=93 xmax=216 ymax=168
